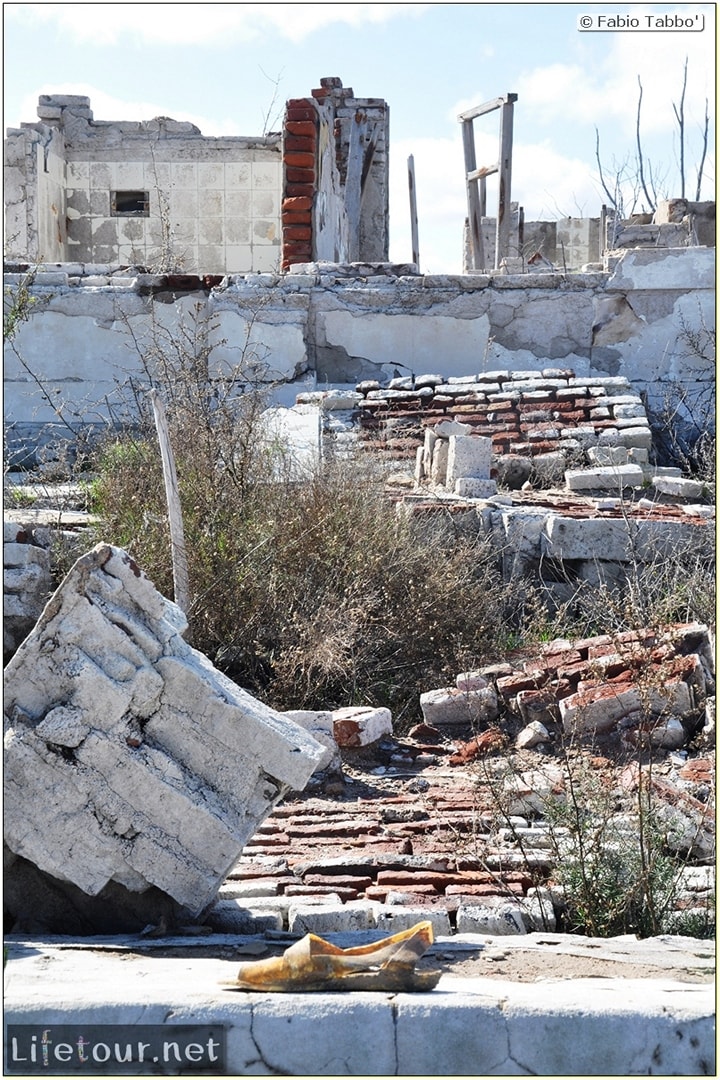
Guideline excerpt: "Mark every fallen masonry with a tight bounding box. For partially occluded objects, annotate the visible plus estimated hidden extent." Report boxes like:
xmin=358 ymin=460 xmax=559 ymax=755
xmin=3 ymin=543 xmax=325 ymax=933
xmin=2 ymin=549 xmax=716 ymax=1076
xmin=208 ymin=620 xmax=715 ymax=936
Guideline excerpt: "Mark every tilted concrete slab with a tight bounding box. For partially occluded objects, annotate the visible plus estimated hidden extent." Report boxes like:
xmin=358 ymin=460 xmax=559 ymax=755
xmin=4 ymin=933 xmax=715 ymax=1076
xmin=3 ymin=544 xmax=325 ymax=929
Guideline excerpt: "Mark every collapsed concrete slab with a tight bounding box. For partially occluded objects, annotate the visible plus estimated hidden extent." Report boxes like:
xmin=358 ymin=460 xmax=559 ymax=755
xmin=3 ymin=543 xmax=325 ymax=932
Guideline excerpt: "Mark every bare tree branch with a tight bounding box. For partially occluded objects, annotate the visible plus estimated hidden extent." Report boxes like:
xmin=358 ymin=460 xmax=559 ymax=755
xmin=635 ymin=76 xmax=656 ymax=212
xmin=595 ymin=127 xmax=618 ymax=209
xmin=695 ymin=96 xmax=710 ymax=201
xmin=259 ymin=67 xmax=285 ymax=136
xmin=672 ymin=56 xmax=688 ymax=199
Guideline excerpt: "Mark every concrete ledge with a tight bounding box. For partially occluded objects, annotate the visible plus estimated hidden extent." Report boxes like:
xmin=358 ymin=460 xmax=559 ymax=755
xmin=4 ymin=935 xmax=715 ymax=1075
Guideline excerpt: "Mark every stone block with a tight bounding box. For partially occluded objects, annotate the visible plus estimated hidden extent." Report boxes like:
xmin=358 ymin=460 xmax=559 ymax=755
xmin=622 ymin=716 xmax=687 ymax=750
xmin=283 ymin=710 xmax=341 ymax=772
xmin=332 ymin=706 xmax=392 ymax=747
xmin=419 ymin=685 xmax=499 ymax=726
xmin=586 ymin=446 xmax=628 ymax=466
xmin=455 ymin=671 xmax=490 ymax=691
xmin=516 ymin=720 xmax=551 ymax=749
xmin=287 ymin=903 xmax=377 ymax=934
xmin=446 ymin=435 xmax=493 ymax=484
xmin=616 ymin=426 xmax=653 ymax=450
xmin=560 ymin=681 xmax=692 ymax=735
xmin=522 ymin=886 xmax=557 ymax=931
xmin=614 ymin=402 xmax=647 ymax=420
xmin=430 ymin=440 xmax=449 ymax=485
xmin=565 ymin=464 xmax=644 ymax=491
xmin=633 ymin=520 xmax=706 ymax=561
xmin=542 ymin=516 xmax=632 ymax=562
xmin=516 ymin=688 xmax=558 ymax=726
xmin=454 ymin=477 xmax=497 ymax=498
xmin=530 ymin=452 xmax=566 ymax=484
xmin=374 ymin=906 xmax=452 ymax=936
xmin=414 ymin=445 xmax=425 ymax=484
xmin=651 ymin=476 xmax=707 ymax=499
xmin=434 ymin=419 xmax=472 ymax=438
xmin=456 ymin=901 xmax=527 ymax=934
xmin=203 ymin=900 xmax=283 ymax=933
xmin=3 ymin=544 xmax=325 ymax=930
xmin=421 ymin=428 xmax=436 ymax=479
xmin=3 ymin=541 xmax=51 ymax=569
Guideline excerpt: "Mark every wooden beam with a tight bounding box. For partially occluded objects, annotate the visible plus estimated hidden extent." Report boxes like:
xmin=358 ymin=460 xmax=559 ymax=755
xmin=457 ymin=93 xmax=517 ymax=123
xmin=461 ymin=119 xmax=485 ymax=271
xmin=407 ymin=154 xmax=420 ymax=271
xmin=467 ymin=164 xmax=498 ymax=182
xmin=149 ymin=389 xmax=191 ymax=624
xmin=345 ymin=111 xmax=368 ymax=262
xmin=495 ymin=96 xmax=516 ymax=268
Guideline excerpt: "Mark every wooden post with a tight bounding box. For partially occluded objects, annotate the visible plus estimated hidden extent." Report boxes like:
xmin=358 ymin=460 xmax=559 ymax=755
xmin=407 ymin=154 xmax=420 ymax=271
xmin=495 ymin=95 xmax=517 ymax=269
xmin=461 ymin=119 xmax=485 ymax=271
xmin=345 ymin=110 xmax=368 ymax=262
xmin=149 ymin=388 xmax=191 ymax=620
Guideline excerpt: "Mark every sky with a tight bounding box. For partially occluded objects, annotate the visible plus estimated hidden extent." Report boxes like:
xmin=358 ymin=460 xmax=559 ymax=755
xmin=3 ymin=2 xmax=716 ymax=273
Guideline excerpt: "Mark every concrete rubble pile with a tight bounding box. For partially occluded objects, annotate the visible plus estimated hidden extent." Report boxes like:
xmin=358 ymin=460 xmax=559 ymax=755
xmin=348 ymin=368 xmax=657 ymax=475
xmin=297 ymin=367 xmax=709 ymax=504
xmin=3 ymin=521 xmax=54 ymax=658
xmin=211 ymin=621 xmax=714 ymax=939
xmin=3 ymin=543 xmax=325 ymax=933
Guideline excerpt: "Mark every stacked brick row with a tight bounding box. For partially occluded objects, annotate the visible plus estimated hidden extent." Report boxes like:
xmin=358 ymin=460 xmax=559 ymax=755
xmin=281 ymin=96 xmax=319 ymax=269
xmin=227 ymin=622 xmax=714 ymax=921
xmin=355 ymin=368 xmax=652 ymax=465
xmin=229 ymin=781 xmax=541 ymax=923
xmin=490 ymin=622 xmax=713 ymax=741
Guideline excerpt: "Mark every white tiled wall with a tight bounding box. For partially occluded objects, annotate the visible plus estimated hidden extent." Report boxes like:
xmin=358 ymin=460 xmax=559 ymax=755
xmin=65 ymin=154 xmax=282 ymax=274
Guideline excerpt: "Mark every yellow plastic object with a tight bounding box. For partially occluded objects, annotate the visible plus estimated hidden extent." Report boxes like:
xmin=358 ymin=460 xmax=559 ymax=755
xmin=221 ymin=920 xmax=441 ymax=992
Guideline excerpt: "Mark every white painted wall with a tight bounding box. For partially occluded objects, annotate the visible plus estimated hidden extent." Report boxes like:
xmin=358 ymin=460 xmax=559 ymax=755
xmin=3 ymin=248 xmax=714 ymax=463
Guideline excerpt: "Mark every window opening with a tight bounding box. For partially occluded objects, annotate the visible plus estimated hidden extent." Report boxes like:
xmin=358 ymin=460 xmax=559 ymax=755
xmin=111 ymin=190 xmax=150 ymax=216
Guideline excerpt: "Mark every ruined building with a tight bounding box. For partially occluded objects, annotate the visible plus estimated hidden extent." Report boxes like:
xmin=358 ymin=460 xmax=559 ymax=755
xmin=4 ymin=77 xmax=389 ymax=273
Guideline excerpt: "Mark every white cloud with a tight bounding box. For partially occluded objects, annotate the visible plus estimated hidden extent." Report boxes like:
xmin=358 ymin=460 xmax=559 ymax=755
xmin=6 ymin=3 xmax=429 ymax=45
xmin=517 ymin=7 xmax=715 ymax=139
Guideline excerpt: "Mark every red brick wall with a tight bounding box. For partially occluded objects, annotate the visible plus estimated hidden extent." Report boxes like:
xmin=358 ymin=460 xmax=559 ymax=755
xmin=281 ymin=98 xmax=319 ymax=269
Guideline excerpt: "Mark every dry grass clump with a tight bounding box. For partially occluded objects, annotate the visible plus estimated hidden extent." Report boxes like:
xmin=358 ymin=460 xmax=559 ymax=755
xmin=90 ymin=438 xmax=510 ymax=725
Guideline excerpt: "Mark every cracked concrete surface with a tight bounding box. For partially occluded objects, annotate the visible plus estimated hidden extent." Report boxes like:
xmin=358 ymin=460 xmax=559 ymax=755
xmin=4 ymin=935 xmax=714 ymax=1075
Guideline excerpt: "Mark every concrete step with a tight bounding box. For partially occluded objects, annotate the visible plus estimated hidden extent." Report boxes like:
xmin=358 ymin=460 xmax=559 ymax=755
xmin=4 ymin=932 xmax=714 ymax=1075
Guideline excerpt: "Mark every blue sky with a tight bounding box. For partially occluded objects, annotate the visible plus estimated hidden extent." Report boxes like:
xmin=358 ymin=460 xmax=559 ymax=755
xmin=3 ymin=2 xmax=716 ymax=272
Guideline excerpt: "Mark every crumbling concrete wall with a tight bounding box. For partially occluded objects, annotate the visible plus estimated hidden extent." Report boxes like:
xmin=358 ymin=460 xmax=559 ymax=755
xmin=281 ymin=78 xmax=389 ymax=268
xmin=5 ymin=79 xmax=389 ymax=277
xmin=3 ymin=246 xmax=714 ymax=466
xmin=4 ymin=120 xmax=67 ymax=264
xmin=3 ymin=543 xmax=325 ymax=932
xmin=5 ymin=95 xmax=283 ymax=274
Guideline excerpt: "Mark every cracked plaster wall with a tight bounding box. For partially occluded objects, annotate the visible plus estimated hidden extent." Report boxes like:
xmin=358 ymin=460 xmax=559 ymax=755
xmin=3 ymin=247 xmax=714 ymax=463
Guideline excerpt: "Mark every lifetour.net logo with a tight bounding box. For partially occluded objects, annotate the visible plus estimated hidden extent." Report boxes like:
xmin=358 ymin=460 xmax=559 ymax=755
xmin=5 ymin=1025 xmax=227 ymax=1075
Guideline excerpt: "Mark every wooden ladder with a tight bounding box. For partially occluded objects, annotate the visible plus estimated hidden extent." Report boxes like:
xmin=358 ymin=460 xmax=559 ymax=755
xmin=458 ymin=93 xmax=517 ymax=271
